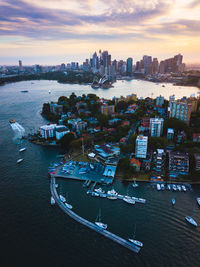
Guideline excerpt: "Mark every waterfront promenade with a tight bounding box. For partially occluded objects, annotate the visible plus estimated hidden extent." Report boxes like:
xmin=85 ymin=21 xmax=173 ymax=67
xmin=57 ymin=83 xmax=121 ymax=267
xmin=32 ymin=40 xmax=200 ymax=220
xmin=50 ymin=176 xmax=141 ymax=254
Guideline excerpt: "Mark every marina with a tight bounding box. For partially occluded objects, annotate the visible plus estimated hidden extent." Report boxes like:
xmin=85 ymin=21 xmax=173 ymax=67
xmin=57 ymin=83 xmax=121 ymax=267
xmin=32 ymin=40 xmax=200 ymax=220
xmin=50 ymin=176 xmax=141 ymax=254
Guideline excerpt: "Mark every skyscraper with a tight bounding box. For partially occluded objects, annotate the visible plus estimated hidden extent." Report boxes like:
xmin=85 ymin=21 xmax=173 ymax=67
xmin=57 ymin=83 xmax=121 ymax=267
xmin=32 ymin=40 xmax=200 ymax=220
xmin=126 ymin=57 xmax=133 ymax=76
xmin=143 ymin=55 xmax=152 ymax=75
xmin=19 ymin=60 xmax=23 ymax=72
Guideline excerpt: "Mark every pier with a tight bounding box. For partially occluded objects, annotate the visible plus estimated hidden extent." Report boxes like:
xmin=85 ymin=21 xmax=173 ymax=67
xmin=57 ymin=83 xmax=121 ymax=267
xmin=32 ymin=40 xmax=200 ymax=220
xmin=50 ymin=176 xmax=141 ymax=254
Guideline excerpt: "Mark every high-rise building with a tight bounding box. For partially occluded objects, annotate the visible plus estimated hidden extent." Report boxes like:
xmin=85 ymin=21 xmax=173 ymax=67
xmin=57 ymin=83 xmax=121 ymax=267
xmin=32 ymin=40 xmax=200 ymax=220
xmin=169 ymin=101 xmax=192 ymax=125
xmin=19 ymin=60 xmax=23 ymax=72
xmin=126 ymin=57 xmax=133 ymax=76
xmin=151 ymin=58 xmax=159 ymax=74
xmin=143 ymin=55 xmax=152 ymax=75
xmin=156 ymin=95 xmax=165 ymax=106
xmin=150 ymin=118 xmax=164 ymax=137
xmin=135 ymin=135 xmax=148 ymax=159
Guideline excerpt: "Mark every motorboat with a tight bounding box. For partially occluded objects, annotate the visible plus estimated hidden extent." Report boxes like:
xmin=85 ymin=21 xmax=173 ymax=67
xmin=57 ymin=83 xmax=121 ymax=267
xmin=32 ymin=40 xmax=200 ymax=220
xmin=128 ymin=224 xmax=143 ymax=247
xmin=160 ymin=184 xmax=165 ymax=190
xmin=65 ymin=202 xmax=72 ymax=209
xmin=95 ymin=209 xmax=107 ymax=230
xmin=55 ymin=184 xmax=58 ymax=188
xmin=21 ymin=90 xmax=29 ymax=93
xmin=132 ymin=180 xmax=138 ymax=188
xmin=185 ymin=216 xmax=198 ymax=227
xmin=177 ymin=185 xmax=182 ymax=191
xmin=172 ymin=184 xmax=177 ymax=191
xmin=156 ymin=184 xmax=161 ymax=191
xmin=94 ymin=188 xmax=105 ymax=194
xmin=107 ymin=195 xmax=117 ymax=200
xmin=167 ymin=184 xmax=171 ymax=190
xmin=17 ymin=158 xmax=23 ymax=164
xmin=51 ymin=196 xmax=55 ymax=205
xmin=182 ymin=185 xmax=187 ymax=192
xmin=171 ymin=198 xmax=175 ymax=205
xmin=59 ymin=195 xmax=66 ymax=202
xmin=48 ymin=90 xmax=51 ymax=94
xmin=196 ymin=198 xmax=200 ymax=206
xmin=123 ymin=197 xmax=135 ymax=204
xmin=91 ymin=192 xmax=99 ymax=197
xmin=19 ymin=147 xmax=26 ymax=152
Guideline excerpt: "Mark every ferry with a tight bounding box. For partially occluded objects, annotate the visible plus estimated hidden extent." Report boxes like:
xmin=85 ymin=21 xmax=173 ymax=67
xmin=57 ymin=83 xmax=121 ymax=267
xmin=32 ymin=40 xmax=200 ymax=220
xmin=171 ymin=198 xmax=175 ymax=205
xmin=17 ymin=158 xmax=23 ymax=164
xmin=9 ymin=119 xmax=15 ymax=124
xmin=95 ymin=209 xmax=107 ymax=230
xmin=19 ymin=147 xmax=26 ymax=152
xmin=51 ymin=196 xmax=55 ymax=205
xmin=185 ymin=216 xmax=198 ymax=227
xmin=196 ymin=198 xmax=200 ymax=206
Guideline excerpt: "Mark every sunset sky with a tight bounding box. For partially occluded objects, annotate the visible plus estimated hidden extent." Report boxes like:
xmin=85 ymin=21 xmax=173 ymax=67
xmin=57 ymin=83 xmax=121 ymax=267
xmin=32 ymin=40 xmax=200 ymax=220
xmin=0 ymin=0 xmax=200 ymax=65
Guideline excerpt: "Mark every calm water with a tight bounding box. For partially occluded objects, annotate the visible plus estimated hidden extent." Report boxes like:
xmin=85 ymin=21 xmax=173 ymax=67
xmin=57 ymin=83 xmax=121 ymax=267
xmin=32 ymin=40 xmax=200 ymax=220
xmin=0 ymin=80 xmax=200 ymax=267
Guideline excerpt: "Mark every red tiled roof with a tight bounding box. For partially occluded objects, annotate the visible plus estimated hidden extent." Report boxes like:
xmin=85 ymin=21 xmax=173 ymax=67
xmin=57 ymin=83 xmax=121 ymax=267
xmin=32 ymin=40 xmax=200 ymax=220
xmin=130 ymin=157 xmax=141 ymax=167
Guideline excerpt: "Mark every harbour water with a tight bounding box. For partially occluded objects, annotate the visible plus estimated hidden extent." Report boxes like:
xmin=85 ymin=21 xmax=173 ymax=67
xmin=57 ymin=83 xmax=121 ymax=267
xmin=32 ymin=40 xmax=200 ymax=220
xmin=0 ymin=80 xmax=200 ymax=267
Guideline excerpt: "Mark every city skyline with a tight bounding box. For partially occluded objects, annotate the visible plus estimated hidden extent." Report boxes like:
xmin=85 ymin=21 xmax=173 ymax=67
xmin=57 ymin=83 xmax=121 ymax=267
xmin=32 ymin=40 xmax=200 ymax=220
xmin=0 ymin=0 xmax=200 ymax=65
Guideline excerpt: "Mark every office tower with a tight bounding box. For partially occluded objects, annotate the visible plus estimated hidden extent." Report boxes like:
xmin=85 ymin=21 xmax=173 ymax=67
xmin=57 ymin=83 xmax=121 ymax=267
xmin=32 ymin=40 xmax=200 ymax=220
xmin=150 ymin=118 xmax=164 ymax=137
xmin=169 ymin=101 xmax=192 ymax=125
xmin=126 ymin=57 xmax=133 ymax=76
xmin=135 ymin=135 xmax=148 ymax=159
xmin=151 ymin=58 xmax=159 ymax=74
xmin=143 ymin=55 xmax=152 ymax=75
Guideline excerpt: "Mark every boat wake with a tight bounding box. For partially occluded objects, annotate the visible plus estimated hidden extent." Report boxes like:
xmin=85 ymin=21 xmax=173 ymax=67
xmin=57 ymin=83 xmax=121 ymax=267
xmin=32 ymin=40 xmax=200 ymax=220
xmin=10 ymin=122 xmax=25 ymax=141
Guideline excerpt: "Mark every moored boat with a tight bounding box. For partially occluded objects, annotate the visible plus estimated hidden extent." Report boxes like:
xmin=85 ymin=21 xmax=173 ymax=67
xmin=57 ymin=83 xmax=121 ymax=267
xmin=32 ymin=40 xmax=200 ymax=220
xmin=59 ymin=194 xmax=66 ymax=202
xmin=156 ymin=184 xmax=161 ymax=191
xmin=65 ymin=202 xmax=72 ymax=209
xmin=95 ymin=209 xmax=107 ymax=230
xmin=123 ymin=197 xmax=135 ymax=204
xmin=196 ymin=198 xmax=200 ymax=206
xmin=185 ymin=216 xmax=198 ymax=227
xmin=172 ymin=184 xmax=177 ymax=191
xmin=51 ymin=196 xmax=55 ymax=205
xmin=182 ymin=185 xmax=187 ymax=192
xmin=177 ymin=185 xmax=182 ymax=191
xmin=19 ymin=147 xmax=26 ymax=152
xmin=17 ymin=158 xmax=23 ymax=164
xmin=128 ymin=224 xmax=143 ymax=247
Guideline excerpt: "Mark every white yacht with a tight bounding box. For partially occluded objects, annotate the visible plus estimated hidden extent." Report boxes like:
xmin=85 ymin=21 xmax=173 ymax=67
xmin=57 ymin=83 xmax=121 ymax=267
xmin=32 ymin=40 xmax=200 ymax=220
xmin=51 ymin=196 xmax=55 ymax=205
xmin=171 ymin=198 xmax=175 ymax=205
xmin=196 ymin=198 xmax=200 ymax=206
xmin=17 ymin=158 xmax=24 ymax=164
xmin=185 ymin=216 xmax=198 ymax=227
xmin=59 ymin=195 xmax=66 ymax=202
xmin=95 ymin=209 xmax=107 ymax=230
xmin=107 ymin=189 xmax=118 ymax=199
xmin=19 ymin=147 xmax=26 ymax=152
xmin=156 ymin=184 xmax=161 ymax=191
xmin=128 ymin=224 xmax=143 ymax=247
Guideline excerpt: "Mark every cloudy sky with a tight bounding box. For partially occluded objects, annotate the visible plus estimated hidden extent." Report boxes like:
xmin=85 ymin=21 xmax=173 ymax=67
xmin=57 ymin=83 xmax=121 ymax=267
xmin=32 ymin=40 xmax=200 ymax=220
xmin=0 ymin=0 xmax=200 ymax=65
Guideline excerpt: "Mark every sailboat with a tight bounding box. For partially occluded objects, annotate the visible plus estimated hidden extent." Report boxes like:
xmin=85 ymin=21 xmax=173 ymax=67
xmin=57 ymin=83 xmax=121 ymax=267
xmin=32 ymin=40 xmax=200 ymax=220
xmin=64 ymin=193 xmax=72 ymax=209
xmin=128 ymin=224 xmax=143 ymax=247
xmin=51 ymin=196 xmax=55 ymax=205
xmin=132 ymin=179 xmax=138 ymax=188
xmin=95 ymin=209 xmax=107 ymax=230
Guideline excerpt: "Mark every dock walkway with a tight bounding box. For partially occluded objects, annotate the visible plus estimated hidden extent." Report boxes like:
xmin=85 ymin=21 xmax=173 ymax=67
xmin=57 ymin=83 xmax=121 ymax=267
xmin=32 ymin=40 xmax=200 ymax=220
xmin=50 ymin=176 xmax=141 ymax=254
